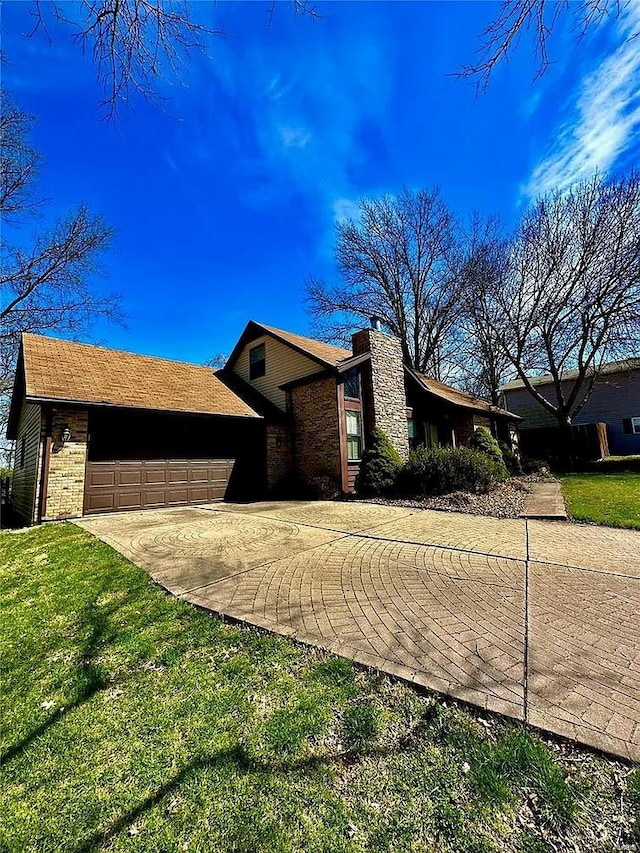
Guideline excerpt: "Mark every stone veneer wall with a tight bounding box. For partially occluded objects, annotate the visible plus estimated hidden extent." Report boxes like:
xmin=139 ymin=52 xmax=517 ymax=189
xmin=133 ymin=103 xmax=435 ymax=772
xmin=352 ymin=328 xmax=410 ymax=460
xmin=44 ymin=408 xmax=89 ymax=520
xmin=290 ymin=376 xmax=341 ymax=489
xmin=265 ymin=422 xmax=292 ymax=494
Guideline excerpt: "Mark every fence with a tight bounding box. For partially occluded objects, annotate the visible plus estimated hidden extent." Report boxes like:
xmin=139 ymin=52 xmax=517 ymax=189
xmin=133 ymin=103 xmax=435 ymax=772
xmin=518 ymin=422 xmax=609 ymax=467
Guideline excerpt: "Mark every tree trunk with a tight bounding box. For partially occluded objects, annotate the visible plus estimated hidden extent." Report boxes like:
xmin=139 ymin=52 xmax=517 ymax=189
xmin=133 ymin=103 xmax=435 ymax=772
xmin=556 ymin=413 xmax=574 ymax=469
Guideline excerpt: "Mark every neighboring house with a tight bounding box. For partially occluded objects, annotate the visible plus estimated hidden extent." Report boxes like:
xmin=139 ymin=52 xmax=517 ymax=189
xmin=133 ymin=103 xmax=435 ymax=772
xmin=500 ymin=359 xmax=640 ymax=457
xmin=7 ymin=319 xmax=519 ymax=524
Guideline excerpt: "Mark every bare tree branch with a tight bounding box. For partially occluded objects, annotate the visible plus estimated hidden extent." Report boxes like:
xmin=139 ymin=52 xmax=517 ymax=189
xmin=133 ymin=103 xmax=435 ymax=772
xmin=30 ymin=0 xmax=221 ymax=118
xmin=473 ymin=171 xmax=640 ymax=428
xmin=0 ymin=93 xmax=121 ymax=453
xmin=0 ymin=92 xmax=44 ymax=222
xmin=306 ymin=188 xmax=465 ymax=381
xmin=459 ymin=0 xmax=625 ymax=92
xmin=457 ymin=215 xmax=514 ymax=405
xmin=28 ymin=1 xmax=320 ymax=118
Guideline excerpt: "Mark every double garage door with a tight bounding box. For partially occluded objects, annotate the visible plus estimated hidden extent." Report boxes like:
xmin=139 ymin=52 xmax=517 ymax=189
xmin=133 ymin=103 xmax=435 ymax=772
xmin=84 ymin=459 xmax=235 ymax=515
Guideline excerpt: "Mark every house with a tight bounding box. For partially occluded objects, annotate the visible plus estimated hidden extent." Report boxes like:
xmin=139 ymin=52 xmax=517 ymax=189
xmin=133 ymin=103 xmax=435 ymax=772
xmin=7 ymin=319 xmax=520 ymax=524
xmin=500 ymin=359 xmax=640 ymax=457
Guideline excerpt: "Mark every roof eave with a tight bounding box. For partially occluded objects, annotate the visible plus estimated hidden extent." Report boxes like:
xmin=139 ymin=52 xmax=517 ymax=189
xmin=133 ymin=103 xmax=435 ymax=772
xmin=6 ymin=343 xmax=26 ymax=440
xmin=406 ymin=367 xmax=521 ymax=420
xmin=279 ymin=368 xmax=334 ymax=392
xmin=22 ymin=396 xmax=263 ymax=419
xmin=335 ymin=352 xmax=371 ymax=373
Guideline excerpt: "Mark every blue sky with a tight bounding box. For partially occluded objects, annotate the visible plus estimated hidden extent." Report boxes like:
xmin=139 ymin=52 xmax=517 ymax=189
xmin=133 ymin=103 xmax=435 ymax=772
xmin=3 ymin=1 xmax=639 ymax=365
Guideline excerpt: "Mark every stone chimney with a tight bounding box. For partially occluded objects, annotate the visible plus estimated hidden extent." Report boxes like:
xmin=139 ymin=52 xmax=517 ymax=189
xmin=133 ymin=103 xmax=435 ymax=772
xmin=352 ymin=323 xmax=409 ymax=460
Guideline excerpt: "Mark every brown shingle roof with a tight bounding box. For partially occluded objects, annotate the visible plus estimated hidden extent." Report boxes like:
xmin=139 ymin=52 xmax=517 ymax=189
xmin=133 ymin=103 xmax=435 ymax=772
xmin=227 ymin=321 xmax=352 ymax=370
xmin=20 ymin=333 xmax=260 ymax=418
xmin=407 ymin=368 xmax=518 ymax=419
xmin=257 ymin=323 xmax=352 ymax=366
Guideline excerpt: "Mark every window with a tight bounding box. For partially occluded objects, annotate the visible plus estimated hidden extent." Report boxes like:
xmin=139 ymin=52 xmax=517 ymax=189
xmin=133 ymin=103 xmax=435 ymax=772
xmin=426 ymin=422 xmax=439 ymax=449
xmin=343 ymin=368 xmax=360 ymax=400
xmin=346 ymin=410 xmax=362 ymax=461
xmin=623 ymin=417 xmax=640 ymax=434
xmin=407 ymin=418 xmax=418 ymax=450
xmin=249 ymin=343 xmax=266 ymax=380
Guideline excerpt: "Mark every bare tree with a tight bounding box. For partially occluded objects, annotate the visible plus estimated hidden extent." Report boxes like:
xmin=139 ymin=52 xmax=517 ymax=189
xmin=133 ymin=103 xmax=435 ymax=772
xmin=458 ymin=217 xmax=513 ymax=405
xmin=483 ymin=171 xmax=640 ymax=430
xmin=460 ymin=0 xmax=627 ymax=91
xmin=0 ymin=99 xmax=42 ymax=221
xmin=204 ymin=353 xmax=228 ymax=370
xmin=1 ymin=92 xmax=119 ymax=450
xmin=306 ymin=188 xmax=464 ymax=380
xmin=29 ymin=0 xmax=318 ymax=117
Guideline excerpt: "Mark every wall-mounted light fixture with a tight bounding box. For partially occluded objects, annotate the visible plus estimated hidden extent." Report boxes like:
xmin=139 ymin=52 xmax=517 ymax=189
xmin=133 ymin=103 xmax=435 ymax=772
xmin=61 ymin=426 xmax=72 ymax=444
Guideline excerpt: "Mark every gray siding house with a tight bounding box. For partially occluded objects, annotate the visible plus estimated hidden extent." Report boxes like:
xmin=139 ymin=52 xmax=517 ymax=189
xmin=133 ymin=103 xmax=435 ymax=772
xmin=500 ymin=359 xmax=640 ymax=456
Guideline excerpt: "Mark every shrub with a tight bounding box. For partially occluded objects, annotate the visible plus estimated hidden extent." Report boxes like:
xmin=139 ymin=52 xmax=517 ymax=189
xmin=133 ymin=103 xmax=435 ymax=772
xmin=356 ymin=428 xmax=402 ymax=496
xmin=498 ymin=440 xmax=523 ymax=476
xmin=521 ymin=457 xmax=550 ymax=475
xmin=467 ymin=427 xmax=506 ymax=470
xmin=397 ymin=446 xmax=507 ymax=496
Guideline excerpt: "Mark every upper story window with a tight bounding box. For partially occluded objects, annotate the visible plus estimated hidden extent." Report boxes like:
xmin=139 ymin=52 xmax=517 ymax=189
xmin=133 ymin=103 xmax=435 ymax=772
xmin=249 ymin=343 xmax=266 ymax=380
xmin=343 ymin=368 xmax=360 ymax=400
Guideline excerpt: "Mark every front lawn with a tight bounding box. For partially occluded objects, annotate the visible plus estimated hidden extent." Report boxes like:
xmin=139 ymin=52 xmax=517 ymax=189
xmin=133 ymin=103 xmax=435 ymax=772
xmin=1 ymin=524 xmax=638 ymax=852
xmin=560 ymin=472 xmax=640 ymax=529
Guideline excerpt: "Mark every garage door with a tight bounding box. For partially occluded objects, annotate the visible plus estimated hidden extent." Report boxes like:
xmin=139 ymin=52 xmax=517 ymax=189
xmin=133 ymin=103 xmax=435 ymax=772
xmin=84 ymin=459 xmax=235 ymax=515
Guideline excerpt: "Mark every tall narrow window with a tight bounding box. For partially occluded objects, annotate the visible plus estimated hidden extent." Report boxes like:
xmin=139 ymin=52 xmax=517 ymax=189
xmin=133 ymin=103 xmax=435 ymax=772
xmin=249 ymin=343 xmax=266 ymax=379
xmin=407 ymin=418 xmax=418 ymax=450
xmin=346 ymin=410 xmax=362 ymax=461
xmin=343 ymin=368 xmax=360 ymax=400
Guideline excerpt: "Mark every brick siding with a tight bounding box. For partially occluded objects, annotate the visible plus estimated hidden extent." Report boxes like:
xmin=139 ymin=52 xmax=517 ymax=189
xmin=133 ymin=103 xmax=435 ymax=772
xmin=265 ymin=423 xmax=292 ymax=493
xmin=290 ymin=377 xmax=341 ymax=489
xmin=44 ymin=408 xmax=88 ymax=519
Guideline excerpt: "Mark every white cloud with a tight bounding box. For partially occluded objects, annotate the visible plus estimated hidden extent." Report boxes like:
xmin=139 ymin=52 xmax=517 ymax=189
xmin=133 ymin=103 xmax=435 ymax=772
xmin=332 ymin=197 xmax=361 ymax=222
xmin=232 ymin=27 xmax=392 ymax=220
xmin=278 ymin=126 xmax=311 ymax=149
xmin=525 ymin=3 xmax=640 ymax=199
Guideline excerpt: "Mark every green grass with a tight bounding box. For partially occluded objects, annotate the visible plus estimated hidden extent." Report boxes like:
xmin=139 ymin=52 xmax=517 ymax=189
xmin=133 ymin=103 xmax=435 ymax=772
xmin=560 ymin=472 xmax=640 ymax=529
xmin=1 ymin=524 xmax=637 ymax=852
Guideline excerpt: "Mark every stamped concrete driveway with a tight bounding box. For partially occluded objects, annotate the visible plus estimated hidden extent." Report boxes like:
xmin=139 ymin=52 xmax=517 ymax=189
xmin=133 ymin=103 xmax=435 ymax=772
xmin=78 ymin=501 xmax=640 ymax=762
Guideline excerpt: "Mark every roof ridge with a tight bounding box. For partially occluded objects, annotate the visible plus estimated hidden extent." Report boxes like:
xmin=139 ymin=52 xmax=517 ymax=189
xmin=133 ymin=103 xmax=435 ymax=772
xmin=500 ymin=357 xmax=640 ymax=390
xmin=255 ymin=322 xmax=351 ymax=353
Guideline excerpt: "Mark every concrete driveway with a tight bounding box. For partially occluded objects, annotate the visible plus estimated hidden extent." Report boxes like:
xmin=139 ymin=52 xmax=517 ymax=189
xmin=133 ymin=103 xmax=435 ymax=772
xmin=78 ymin=501 xmax=640 ymax=762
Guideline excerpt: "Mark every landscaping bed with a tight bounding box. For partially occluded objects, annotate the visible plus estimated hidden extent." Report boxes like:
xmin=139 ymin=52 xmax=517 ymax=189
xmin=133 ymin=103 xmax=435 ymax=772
xmin=360 ymin=475 xmax=543 ymax=519
xmin=2 ymin=523 xmax=638 ymax=852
